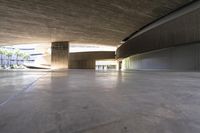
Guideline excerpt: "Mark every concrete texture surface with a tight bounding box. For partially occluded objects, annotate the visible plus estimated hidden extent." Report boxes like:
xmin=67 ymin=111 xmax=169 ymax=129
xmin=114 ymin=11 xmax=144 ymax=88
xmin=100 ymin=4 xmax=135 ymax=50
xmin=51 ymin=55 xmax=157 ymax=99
xmin=69 ymin=51 xmax=115 ymax=69
xmin=0 ymin=0 xmax=194 ymax=45
xmin=116 ymin=1 xmax=200 ymax=58
xmin=0 ymin=70 xmax=200 ymax=133
xmin=122 ymin=43 xmax=200 ymax=71
xmin=51 ymin=41 xmax=69 ymax=69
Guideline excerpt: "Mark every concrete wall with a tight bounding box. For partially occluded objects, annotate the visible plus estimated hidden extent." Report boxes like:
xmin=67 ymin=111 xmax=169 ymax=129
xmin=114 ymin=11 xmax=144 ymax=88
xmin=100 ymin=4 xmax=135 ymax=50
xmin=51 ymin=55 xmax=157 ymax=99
xmin=116 ymin=2 xmax=200 ymax=58
xmin=122 ymin=43 xmax=200 ymax=71
xmin=116 ymin=2 xmax=200 ymax=71
xmin=69 ymin=51 xmax=115 ymax=69
xmin=69 ymin=60 xmax=95 ymax=69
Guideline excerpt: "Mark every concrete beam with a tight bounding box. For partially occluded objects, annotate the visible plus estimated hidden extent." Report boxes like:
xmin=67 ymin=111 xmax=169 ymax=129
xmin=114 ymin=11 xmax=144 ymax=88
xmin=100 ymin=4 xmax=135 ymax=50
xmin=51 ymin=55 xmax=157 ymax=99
xmin=69 ymin=51 xmax=115 ymax=69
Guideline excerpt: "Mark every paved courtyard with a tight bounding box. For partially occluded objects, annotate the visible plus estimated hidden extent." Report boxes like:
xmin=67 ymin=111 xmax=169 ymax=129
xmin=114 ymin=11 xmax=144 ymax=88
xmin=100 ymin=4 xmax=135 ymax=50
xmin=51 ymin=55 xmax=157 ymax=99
xmin=0 ymin=70 xmax=200 ymax=133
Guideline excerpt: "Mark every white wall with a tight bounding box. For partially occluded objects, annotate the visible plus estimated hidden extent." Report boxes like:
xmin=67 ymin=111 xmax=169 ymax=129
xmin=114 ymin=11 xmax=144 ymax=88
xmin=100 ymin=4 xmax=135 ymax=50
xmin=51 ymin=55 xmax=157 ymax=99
xmin=122 ymin=43 xmax=200 ymax=71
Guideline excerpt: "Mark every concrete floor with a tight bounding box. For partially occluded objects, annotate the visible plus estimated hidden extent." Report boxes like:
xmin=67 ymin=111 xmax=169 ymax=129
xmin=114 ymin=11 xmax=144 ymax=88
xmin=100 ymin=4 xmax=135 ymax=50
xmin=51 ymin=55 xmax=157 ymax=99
xmin=0 ymin=70 xmax=200 ymax=133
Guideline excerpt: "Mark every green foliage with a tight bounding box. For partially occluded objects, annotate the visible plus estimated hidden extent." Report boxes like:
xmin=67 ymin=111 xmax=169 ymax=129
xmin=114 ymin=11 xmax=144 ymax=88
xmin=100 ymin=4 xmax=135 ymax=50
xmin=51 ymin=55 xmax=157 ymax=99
xmin=0 ymin=47 xmax=30 ymax=68
xmin=0 ymin=48 xmax=6 ymax=55
xmin=7 ymin=50 xmax=13 ymax=57
xmin=0 ymin=48 xmax=3 ymax=55
xmin=14 ymin=49 xmax=21 ymax=56
xmin=22 ymin=53 xmax=30 ymax=60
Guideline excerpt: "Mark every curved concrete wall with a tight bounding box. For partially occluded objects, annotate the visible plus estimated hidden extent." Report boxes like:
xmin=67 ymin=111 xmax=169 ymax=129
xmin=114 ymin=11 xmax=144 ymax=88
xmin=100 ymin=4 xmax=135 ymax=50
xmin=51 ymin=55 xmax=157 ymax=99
xmin=122 ymin=43 xmax=200 ymax=71
xmin=116 ymin=1 xmax=200 ymax=58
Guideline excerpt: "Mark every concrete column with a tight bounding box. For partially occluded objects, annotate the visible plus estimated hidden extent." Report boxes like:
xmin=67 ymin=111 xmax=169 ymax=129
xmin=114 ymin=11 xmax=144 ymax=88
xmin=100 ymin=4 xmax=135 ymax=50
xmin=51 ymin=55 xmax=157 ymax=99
xmin=51 ymin=41 xmax=69 ymax=69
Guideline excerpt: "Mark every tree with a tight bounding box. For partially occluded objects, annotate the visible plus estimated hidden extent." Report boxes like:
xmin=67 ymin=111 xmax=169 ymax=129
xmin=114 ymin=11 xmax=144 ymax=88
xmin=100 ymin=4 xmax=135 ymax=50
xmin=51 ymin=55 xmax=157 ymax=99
xmin=3 ymin=49 xmax=13 ymax=67
xmin=3 ymin=49 xmax=9 ymax=67
xmin=22 ymin=52 xmax=30 ymax=64
xmin=14 ymin=49 xmax=21 ymax=65
xmin=7 ymin=50 xmax=13 ymax=67
xmin=0 ymin=48 xmax=7 ymax=67
xmin=0 ymin=48 xmax=3 ymax=66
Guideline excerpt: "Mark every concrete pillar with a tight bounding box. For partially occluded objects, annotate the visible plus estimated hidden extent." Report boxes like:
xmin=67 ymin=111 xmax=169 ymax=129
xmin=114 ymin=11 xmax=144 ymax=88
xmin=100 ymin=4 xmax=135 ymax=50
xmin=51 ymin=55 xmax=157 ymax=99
xmin=51 ymin=41 xmax=69 ymax=69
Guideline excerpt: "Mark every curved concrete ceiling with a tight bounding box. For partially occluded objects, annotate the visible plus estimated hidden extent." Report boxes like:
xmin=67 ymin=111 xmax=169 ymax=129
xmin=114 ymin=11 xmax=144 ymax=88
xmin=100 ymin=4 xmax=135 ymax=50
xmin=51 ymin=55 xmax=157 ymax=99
xmin=0 ymin=0 xmax=194 ymax=46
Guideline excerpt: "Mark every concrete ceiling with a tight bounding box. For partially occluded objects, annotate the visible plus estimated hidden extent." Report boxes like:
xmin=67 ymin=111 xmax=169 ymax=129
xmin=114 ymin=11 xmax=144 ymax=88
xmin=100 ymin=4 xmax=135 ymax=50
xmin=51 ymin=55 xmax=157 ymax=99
xmin=0 ymin=0 xmax=194 ymax=46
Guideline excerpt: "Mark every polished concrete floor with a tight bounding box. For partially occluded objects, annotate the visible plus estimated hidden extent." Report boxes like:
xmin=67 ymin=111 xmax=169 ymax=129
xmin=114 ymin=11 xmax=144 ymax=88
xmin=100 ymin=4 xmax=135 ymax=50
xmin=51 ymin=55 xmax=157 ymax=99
xmin=0 ymin=70 xmax=200 ymax=133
